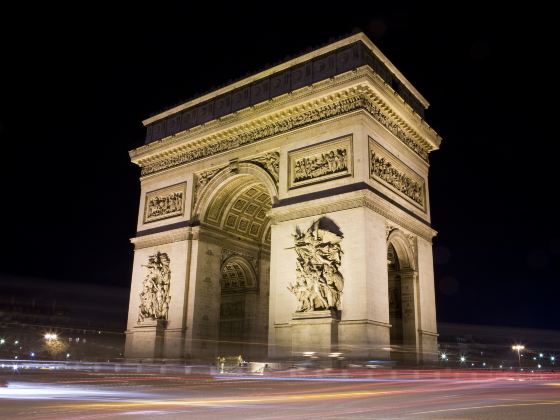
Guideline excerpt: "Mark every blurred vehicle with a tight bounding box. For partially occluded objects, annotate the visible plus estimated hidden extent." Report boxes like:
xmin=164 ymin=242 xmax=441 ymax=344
xmin=291 ymin=359 xmax=321 ymax=369
xmin=363 ymin=360 xmax=397 ymax=369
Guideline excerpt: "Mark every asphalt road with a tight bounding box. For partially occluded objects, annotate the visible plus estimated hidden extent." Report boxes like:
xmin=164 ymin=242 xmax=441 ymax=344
xmin=1 ymin=368 xmax=559 ymax=419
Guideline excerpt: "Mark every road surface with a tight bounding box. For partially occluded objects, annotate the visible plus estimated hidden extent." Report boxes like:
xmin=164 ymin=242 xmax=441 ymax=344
xmin=1 ymin=367 xmax=559 ymax=418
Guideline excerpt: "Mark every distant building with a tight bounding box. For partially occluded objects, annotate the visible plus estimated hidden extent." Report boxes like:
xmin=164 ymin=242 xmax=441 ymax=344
xmin=437 ymin=322 xmax=560 ymax=369
xmin=0 ymin=275 xmax=128 ymax=361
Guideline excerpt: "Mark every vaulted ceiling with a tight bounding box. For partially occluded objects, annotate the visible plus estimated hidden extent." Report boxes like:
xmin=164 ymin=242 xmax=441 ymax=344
xmin=204 ymin=175 xmax=271 ymax=244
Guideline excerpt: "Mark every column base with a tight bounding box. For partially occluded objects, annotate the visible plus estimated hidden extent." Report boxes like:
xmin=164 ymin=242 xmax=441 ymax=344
xmin=124 ymin=319 xmax=166 ymax=360
xmin=290 ymin=310 xmax=339 ymax=355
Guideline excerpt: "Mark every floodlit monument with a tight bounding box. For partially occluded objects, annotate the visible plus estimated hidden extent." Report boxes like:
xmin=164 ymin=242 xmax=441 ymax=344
xmin=124 ymin=32 xmax=442 ymax=363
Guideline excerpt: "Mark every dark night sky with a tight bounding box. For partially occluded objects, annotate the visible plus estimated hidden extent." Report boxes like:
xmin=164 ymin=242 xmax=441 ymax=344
xmin=1 ymin=5 xmax=558 ymax=331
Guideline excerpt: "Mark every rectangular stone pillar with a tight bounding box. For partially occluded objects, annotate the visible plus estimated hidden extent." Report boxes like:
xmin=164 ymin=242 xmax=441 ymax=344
xmin=183 ymin=236 xmax=222 ymax=359
xmin=400 ymin=270 xmax=420 ymax=364
xmin=125 ymin=230 xmax=192 ymax=362
xmin=417 ymin=237 xmax=439 ymax=363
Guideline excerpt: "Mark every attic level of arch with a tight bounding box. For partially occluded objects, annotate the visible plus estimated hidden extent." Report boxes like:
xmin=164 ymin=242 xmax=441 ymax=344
xmin=144 ymin=40 xmax=426 ymax=144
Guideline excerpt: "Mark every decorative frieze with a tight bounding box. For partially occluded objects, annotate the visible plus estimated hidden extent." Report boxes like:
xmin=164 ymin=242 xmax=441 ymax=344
xmin=144 ymin=183 xmax=186 ymax=223
xmin=287 ymin=218 xmax=344 ymax=312
xmin=140 ymin=91 xmax=429 ymax=176
xmin=288 ymin=135 xmax=352 ymax=189
xmin=138 ymin=252 xmax=171 ymax=323
xmin=369 ymin=137 xmax=425 ymax=210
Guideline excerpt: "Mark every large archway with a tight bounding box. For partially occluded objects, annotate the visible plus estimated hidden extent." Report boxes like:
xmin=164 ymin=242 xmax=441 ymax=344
xmin=195 ymin=165 xmax=275 ymax=360
xmin=387 ymin=230 xmax=419 ymax=364
xmin=219 ymin=256 xmax=257 ymax=357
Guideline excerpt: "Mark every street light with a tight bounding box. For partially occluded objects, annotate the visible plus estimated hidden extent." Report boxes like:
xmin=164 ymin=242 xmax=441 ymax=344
xmin=512 ymin=344 xmax=525 ymax=369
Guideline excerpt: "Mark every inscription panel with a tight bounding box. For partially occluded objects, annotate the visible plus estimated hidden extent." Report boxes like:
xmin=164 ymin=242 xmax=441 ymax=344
xmin=369 ymin=137 xmax=426 ymax=210
xmin=144 ymin=183 xmax=187 ymax=223
xmin=288 ymin=135 xmax=353 ymax=189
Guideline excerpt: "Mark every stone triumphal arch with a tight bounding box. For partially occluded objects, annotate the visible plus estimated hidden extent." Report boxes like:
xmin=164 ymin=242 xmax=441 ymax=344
xmin=124 ymin=33 xmax=441 ymax=363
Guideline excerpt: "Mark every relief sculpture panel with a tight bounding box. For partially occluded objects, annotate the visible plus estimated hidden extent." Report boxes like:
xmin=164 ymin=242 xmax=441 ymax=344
xmin=287 ymin=219 xmax=344 ymax=311
xmin=144 ymin=183 xmax=187 ymax=223
xmin=288 ymin=135 xmax=353 ymax=189
xmin=369 ymin=137 xmax=426 ymax=210
xmin=138 ymin=252 xmax=171 ymax=323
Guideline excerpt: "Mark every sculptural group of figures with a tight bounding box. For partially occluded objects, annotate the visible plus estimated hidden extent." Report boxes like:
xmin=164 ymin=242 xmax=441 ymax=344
xmin=287 ymin=220 xmax=344 ymax=312
xmin=370 ymin=152 xmax=423 ymax=205
xmin=294 ymin=148 xmax=348 ymax=182
xmin=138 ymin=252 xmax=171 ymax=322
xmin=147 ymin=192 xmax=183 ymax=218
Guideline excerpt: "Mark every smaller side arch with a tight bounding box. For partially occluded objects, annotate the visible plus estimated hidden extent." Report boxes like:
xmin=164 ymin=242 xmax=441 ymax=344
xmin=220 ymin=255 xmax=258 ymax=291
xmin=387 ymin=229 xmax=416 ymax=271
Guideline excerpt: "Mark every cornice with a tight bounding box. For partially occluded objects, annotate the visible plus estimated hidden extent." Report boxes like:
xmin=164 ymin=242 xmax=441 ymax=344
xmin=339 ymin=319 xmax=392 ymax=328
xmin=130 ymin=68 xmax=440 ymax=178
xmin=418 ymin=329 xmax=439 ymax=337
xmin=268 ymin=189 xmax=437 ymax=242
xmin=131 ymin=227 xmax=196 ymax=250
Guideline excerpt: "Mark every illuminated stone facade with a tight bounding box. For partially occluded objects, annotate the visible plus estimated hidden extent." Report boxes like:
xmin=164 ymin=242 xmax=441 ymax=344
xmin=124 ymin=33 xmax=441 ymax=363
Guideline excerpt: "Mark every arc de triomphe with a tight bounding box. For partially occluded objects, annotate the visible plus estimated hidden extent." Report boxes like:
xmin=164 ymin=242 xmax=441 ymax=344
xmin=124 ymin=33 xmax=441 ymax=363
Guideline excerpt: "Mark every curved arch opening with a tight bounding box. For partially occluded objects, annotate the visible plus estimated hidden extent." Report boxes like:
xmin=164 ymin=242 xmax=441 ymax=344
xmin=219 ymin=256 xmax=259 ymax=357
xmin=221 ymin=256 xmax=257 ymax=291
xmin=196 ymin=171 xmax=272 ymax=360
xmin=387 ymin=231 xmax=418 ymax=363
xmin=201 ymin=174 xmax=272 ymax=245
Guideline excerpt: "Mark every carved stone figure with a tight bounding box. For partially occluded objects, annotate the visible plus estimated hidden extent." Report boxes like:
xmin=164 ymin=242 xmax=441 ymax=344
xmin=138 ymin=252 xmax=171 ymax=323
xmin=287 ymin=219 xmax=344 ymax=311
xmin=193 ymin=168 xmax=222 ymax=206
xmin=251 ymin=152 xmax=280 ymax=182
